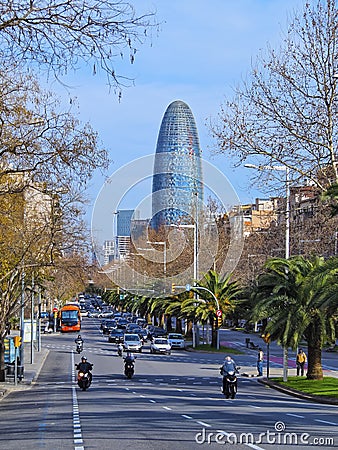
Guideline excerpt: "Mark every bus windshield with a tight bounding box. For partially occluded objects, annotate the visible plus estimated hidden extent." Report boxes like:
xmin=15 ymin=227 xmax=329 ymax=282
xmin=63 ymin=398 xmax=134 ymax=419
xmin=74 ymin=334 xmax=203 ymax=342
xmin=61 ymin=310 xmax=79 ymax=320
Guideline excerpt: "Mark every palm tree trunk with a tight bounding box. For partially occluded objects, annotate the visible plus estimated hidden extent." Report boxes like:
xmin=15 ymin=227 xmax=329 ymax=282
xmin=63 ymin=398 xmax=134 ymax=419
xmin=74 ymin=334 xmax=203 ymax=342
xmin=166 ymin=315 xmax=172 ymax=332
xmin=176 ymin=318 xmax=183 ymax=334
xmin=306 ymin=343 xmax=323 ymax=380
xmin=306 ymin=322 xmax=323 ymax=380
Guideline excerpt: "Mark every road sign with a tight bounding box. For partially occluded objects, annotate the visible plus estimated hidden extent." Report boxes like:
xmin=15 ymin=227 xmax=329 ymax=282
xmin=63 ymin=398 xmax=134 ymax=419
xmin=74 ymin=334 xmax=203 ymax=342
xmin=53 ymin=307 xmax=58 ymax=312
xmin=185 ymin=284 xmax=191 ymax=291
xmin=216 ymin=309 xmax=222 ymax=317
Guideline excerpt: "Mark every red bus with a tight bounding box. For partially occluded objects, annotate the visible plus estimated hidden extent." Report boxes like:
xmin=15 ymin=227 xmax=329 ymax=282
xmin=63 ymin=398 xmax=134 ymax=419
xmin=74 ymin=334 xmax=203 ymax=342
xmin=59 ymin=304 xmax=81 ymax=332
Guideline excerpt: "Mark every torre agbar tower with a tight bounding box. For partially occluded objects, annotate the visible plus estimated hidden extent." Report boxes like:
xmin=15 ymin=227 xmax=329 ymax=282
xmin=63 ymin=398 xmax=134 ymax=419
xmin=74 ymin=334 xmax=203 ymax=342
xmin=151 ymin=100 xmax=203 ymax=228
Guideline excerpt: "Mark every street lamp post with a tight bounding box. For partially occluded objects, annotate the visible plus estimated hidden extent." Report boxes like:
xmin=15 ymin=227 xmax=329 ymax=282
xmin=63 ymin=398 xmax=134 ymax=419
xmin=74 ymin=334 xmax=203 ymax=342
xmin=245 ymin=163 xmax=290 ymax=381
xmin=188 ymin=285 xmax=221 ymax=349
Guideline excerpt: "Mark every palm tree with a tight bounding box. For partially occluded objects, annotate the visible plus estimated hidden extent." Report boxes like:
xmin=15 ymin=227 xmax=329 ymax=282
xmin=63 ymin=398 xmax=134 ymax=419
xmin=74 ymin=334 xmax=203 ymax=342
xmin=252 ymin=256 xmax=338 ymax=380
xmin=194 ymin=270 xmax=242 ymax=347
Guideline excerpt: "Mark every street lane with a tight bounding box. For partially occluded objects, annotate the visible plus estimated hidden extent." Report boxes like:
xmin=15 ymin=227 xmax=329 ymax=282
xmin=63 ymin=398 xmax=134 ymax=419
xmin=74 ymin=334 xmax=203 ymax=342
xmin=0 ymin=318 xmax=337 ymax=449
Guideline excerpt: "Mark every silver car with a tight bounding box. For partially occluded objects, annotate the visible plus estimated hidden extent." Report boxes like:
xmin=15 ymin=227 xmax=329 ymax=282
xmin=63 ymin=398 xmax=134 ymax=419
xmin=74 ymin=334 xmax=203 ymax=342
xmin=168 ymin=333 xmax=185 ymax=349
xmin=123 ymin=333 xmax=143 ymax=352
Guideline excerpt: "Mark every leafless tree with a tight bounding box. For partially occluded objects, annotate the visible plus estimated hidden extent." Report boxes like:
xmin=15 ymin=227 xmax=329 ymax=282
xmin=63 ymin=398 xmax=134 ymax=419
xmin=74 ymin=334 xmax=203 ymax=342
xmin=211 ymin=0 xmax=338 ymax=192
xmin=0 ymin=1 xmax=157 ymax=92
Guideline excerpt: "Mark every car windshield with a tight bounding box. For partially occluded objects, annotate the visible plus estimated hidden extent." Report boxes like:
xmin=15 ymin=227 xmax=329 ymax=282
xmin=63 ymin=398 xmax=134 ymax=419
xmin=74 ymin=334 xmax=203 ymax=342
xmin=125 ymin=335 xmax=139 ymax=341
xmin=169 ymin=334 xmax=183 ymax=339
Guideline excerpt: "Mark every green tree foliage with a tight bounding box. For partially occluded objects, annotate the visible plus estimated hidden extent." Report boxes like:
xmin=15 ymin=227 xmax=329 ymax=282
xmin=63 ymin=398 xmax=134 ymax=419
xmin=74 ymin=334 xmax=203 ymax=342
xmin=252 ymin=256 xmax=338 ymax=380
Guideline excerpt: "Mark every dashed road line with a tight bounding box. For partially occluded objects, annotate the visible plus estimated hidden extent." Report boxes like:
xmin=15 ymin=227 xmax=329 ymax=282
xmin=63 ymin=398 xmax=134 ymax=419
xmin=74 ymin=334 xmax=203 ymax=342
xmin=315 ymin=419 xmax=338 ymax=425
xmin=71 ymin=351 xmax=84 ymax=450
xmin=196 ymin=420 xmax=211 ymax=427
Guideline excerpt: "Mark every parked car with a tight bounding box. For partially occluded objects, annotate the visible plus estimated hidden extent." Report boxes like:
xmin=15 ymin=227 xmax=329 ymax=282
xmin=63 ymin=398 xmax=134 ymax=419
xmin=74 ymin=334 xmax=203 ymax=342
xmin=108 ymin=329 xmax=124 ymax=344
xmin=150 ymin=337 xmax=171 ymax=355
xmin=168 ymin=333 xmax=186 ymax=349
xmin=123 ymin=333 xmax=143 ymax=352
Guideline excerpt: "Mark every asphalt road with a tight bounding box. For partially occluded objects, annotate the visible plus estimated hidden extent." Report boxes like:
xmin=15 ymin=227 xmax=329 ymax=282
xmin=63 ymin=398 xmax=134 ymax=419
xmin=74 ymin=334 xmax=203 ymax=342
xmin=0 ymin=319 xmax=337 ymax=450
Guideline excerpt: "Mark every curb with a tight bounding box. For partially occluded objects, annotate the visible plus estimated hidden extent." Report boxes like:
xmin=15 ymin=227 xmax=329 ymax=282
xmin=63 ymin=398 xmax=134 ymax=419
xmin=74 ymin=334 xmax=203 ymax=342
xmin=258 ymin=377 xmax=338 ymax=405
xmin=31 ymin=348 xmax=50 ymax=384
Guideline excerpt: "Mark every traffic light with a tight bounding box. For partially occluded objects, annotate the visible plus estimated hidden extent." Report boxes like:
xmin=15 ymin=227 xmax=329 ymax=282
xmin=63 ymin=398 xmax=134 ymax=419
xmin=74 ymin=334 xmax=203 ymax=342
xmin=13 ymin=336 xmax=22 ymax=347
xmin=171 ymin=283 xmax=176 ymax=293
xmin=217 ymin=316 xmax=223 ymax=328
xmin=261 ymin=333 xmax=271 ymax=344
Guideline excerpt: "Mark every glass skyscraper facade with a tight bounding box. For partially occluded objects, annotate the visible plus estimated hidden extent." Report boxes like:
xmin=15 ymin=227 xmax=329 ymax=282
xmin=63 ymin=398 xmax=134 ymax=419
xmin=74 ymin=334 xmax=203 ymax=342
xmin=152 ymin=100 xmax=203 ymax=228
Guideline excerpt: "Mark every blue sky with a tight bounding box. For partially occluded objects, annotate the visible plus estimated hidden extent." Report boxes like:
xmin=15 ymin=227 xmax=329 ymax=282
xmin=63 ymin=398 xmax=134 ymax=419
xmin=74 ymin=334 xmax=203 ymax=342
xmin=52 ymin=0 xmax=306 ymax=240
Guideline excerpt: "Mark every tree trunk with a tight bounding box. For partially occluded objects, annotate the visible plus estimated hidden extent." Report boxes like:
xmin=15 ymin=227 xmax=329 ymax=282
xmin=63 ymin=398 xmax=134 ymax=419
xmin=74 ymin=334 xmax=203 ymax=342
xmin=176 ymin=319 xmax=183 ymax=334
xmin=306 ymin=322 xmax=323 ymax=380
xmin=166 ymin=315 xmax=172 ymax=332
xmin=186 ymin=320 xmax=193 ymax=338
xmin=306 ymin=343 xmax=323 ymax=380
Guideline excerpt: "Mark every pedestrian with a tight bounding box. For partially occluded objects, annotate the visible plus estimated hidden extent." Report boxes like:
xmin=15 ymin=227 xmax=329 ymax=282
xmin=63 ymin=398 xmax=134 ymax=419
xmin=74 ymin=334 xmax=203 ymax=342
xmin=296 ymin=348 xmax=307 ymax=376
xmin=257 ymin=347 xmax=264 ymax=376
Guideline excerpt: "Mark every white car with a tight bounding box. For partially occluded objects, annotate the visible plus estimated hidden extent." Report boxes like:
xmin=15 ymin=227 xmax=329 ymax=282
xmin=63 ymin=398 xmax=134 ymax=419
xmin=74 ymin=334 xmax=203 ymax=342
xmin=150 ymin=338 xmax=171 ymax=355
xmin=123 ymin=333 xmax=143 ymax=352
xmin=168 ymin=333 xmax=185 ymax=349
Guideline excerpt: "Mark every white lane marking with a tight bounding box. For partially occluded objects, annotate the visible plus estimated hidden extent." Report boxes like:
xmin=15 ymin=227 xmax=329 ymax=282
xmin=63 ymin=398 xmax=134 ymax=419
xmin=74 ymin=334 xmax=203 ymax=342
xmin=196 ymin=421 xmax=211 ymax=427
xmin=71 ymin=351 xmax=84 ymax=450
xmin=149 ymin=400 xmax=156 ymax=403
xmin=249 ymin=405 xmax=261 ymax=408
xmin=163 ymin=406 xmax=172 ymax=411
xmin=287 ymin=413 xmax=304 ymax=419
xmin=315 ymin=419 xmax=338 ymax=425
xmin=182 ymin=415 xmax=192 ymax=419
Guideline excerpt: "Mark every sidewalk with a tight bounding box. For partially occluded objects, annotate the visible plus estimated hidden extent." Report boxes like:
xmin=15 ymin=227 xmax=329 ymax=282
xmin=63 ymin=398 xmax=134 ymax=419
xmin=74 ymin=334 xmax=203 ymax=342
xmin=0 ymin=344 xmax=49 ymax=399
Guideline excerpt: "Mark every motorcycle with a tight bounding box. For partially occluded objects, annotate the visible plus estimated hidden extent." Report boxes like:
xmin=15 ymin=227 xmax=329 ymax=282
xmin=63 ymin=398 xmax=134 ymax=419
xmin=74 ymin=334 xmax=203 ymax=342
xmin=221 ymin=367 xmax=240 ymax=399
xmin=76 ymin=341 xmax=83 ymax=354
xmin=124 ymin=356 xmax=135 ymax=379
xmin=75 ymin=364 xmax=93 ymax=390
xmin=117 ymin=343 xmax=123 ymax=357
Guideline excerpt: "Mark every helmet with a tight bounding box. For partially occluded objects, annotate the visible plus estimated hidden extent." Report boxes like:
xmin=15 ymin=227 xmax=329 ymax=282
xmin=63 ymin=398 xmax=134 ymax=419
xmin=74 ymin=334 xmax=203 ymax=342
xmin=81 ymin=356 xmax=87 ymax=362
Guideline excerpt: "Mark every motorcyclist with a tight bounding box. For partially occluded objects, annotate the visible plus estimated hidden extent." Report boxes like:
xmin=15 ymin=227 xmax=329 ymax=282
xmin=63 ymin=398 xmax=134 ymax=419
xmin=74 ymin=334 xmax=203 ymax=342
xmin=117 ymin=342 xmax=123 ymax=356
xmin=75 ymin=334 xmax=83 ymax=345
xmin=76 ymin=356 xmax=93 ymax=383
xmin=220 ymin=355 xmax=238 ymax=394
xmin=124 ymin=351 xmax=135 ymax=364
